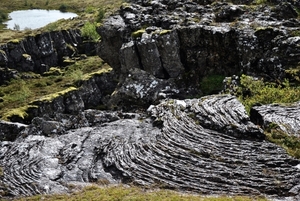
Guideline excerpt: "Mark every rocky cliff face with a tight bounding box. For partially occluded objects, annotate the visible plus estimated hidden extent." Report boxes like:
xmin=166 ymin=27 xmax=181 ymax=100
xmin=98 ymin=0 xmax=300 ymax=104
xmin=0 ymin=29 xmax=97 ymax=85
xmin=1 ymin=0 xmax=300 ymax=200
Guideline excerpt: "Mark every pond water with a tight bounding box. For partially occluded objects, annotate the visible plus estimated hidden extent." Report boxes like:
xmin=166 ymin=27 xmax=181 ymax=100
xmin=4 ymin=9 xmax=78 ymax=30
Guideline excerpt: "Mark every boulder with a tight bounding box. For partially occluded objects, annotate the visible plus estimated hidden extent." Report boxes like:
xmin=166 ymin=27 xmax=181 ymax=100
xmin=0 ymin=29 xmax=97 ymax=82
xmin=250 ymin=102 xmax=300 ymax=138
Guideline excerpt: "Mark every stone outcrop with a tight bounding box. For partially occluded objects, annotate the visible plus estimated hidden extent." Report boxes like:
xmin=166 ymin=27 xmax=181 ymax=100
xmin=251 ymin=102 xmax=300 ymax=138
xmin=0 ymin=29 xmax=97 ymax=85
xmin=98 ymin=0 xmax=300 ymax=94
xmin=1 ymin=95 xmax=300 ymax=200
xmin=5 ymin=69 xmax=117 ymax=124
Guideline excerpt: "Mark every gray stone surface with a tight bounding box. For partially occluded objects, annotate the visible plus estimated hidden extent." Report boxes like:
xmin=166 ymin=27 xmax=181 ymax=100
xmin=1 ymin=95 xmax=300 ymax=200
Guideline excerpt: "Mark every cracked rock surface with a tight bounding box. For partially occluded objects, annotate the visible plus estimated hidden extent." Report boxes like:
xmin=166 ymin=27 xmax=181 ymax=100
xmin=0 ymin=95 xmax=300 ymax=200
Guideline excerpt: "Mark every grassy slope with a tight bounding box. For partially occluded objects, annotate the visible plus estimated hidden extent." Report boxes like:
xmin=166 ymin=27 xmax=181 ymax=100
xmin=0 ymin=0 xmax=123 ymax=43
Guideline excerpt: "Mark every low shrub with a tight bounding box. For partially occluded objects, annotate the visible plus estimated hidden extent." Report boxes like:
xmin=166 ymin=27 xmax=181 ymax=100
xmin=200 ymin=74 xmax=225 ymax=95
xmin=237 ymin=74 xmax=300 ymax=113
xmin=80 ymin=22 xmax=100 ymax=42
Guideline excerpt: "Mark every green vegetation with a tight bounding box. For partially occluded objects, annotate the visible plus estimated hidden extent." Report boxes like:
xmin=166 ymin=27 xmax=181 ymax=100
xmin=265 ymin=123 xmax=300 ymax=159
xmin=15 ymin=185 xmax=269 ymax=201
xmin=0 ymin=56 xmax=110 ymax=119
xmin=58 ymin=4 xmax=68 ymax=12
xmin=0 ymin=0 xmax=123 ymax=44
xmin=236 ymin=74 xmax=300 ymax=113
xmin=233 ymin=74 xmax=300 ymax=159
xmin=159 ymin=29 xmax=171 ymax=35
xmin=96 ymin=8 xmax=105 ymax=22
xmin=200 ymin=74 xmax=225 ymax=95
xmin=0 ymin=10 xmax=7 ymax=23
xmin=254 ymin=0 xmax=268 ymax=5
xmin=132 ymin=29 xmax=146 ymax=38
xmin=0 ymin=166 xmax=3 ymax=176
xmin=80 ymin=22 xmax=100 ymax=42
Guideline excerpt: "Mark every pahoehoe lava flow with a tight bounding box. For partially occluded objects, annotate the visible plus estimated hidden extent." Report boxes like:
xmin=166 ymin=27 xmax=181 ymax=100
xmin=1 ymin=95 xmax=300 ymax=198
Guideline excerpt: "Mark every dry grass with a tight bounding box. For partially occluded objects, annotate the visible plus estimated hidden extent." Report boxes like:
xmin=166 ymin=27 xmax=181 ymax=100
xmin=15 ymin=185 xmax=270 ymax=201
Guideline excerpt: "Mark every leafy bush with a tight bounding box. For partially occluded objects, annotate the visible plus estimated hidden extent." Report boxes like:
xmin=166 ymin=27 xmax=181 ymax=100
xmin=237 ymin=74 xmax=300 ymax=113
xmin=80 ymin=22 xmax=100 ymax=42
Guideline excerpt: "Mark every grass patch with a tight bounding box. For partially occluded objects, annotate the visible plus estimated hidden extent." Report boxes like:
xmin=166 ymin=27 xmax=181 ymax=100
xmin=0 ymin=56 xmax=111 ymax=119
xmin=265 ymin=123 xmax=300 ymax=158
xmin=80 ymin=21 xmax=100 ymax=42
xmin=15 ymin=185 xmax=269 ymax=201
xmin=236 ymin=74 xmax=300 ymax=113
xmin=232 ymin=74 xmax=300 ymax=158
xmin=0 ymin=0 xmax=123 ymax=44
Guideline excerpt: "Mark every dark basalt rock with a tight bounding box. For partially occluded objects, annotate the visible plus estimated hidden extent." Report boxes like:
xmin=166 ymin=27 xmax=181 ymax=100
xmin=0 ymin=95 xmax=300 ymax=200
xmin=98 ymin=0 xmax=300 ymax=97
xmin=5 ymin=69 xmax=117 ymax=124
xmin=0 ymin=121 xmax=27 ymax=141
xmin=0 ymin=29 xmax=98 ymax=85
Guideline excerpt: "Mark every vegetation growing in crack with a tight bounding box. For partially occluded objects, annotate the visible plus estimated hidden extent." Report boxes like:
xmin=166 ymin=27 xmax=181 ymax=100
xmin=200 ymin=74 xmax=225 ymax=95
xmin=231 ymin=74 xmax=300 ymax=159
xmin=81 ymin=21 xmax=100 ymax=42
xmin=265 ymin=123 xmax=300 ymax=159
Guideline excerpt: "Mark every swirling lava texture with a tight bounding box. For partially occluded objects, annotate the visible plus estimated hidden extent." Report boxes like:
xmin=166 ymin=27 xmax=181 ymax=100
xmin=0 ymin=95 xmax=300 ymax=198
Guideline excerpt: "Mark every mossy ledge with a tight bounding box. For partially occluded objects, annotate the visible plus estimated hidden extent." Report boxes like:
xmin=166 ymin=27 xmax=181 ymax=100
xmin=2 ymin=105 xmax=38 ymax=122
xmin=33 ymin=87 xmax=78 ymax=103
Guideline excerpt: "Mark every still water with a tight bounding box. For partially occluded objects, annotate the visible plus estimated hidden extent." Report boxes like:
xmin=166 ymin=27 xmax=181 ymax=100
xmin=4 ymin=9 xmax=78 ymax=30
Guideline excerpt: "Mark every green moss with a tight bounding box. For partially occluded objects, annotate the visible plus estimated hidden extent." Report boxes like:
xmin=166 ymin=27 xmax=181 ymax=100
xmin=22 ymin=54 xmax=31 ymax=59
xmin=0 ymin=166 xmax=3 ymax=176
xmin=9 ymin=39 xmax=20 ymax=44
xmin=82 ymin=67 xmax=113 ymax=80
xmin=42 ymin=67 xmax=64 ymax=76
xmin=34 ymin=87 xmax=77 ymax=103
xmin=131 ymin=29 xmax=146 ymax=38
xmin=159 ymin=29 xmax=171 ymax=35
xmin=2 ymin=105 xmax=38 ymax=121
